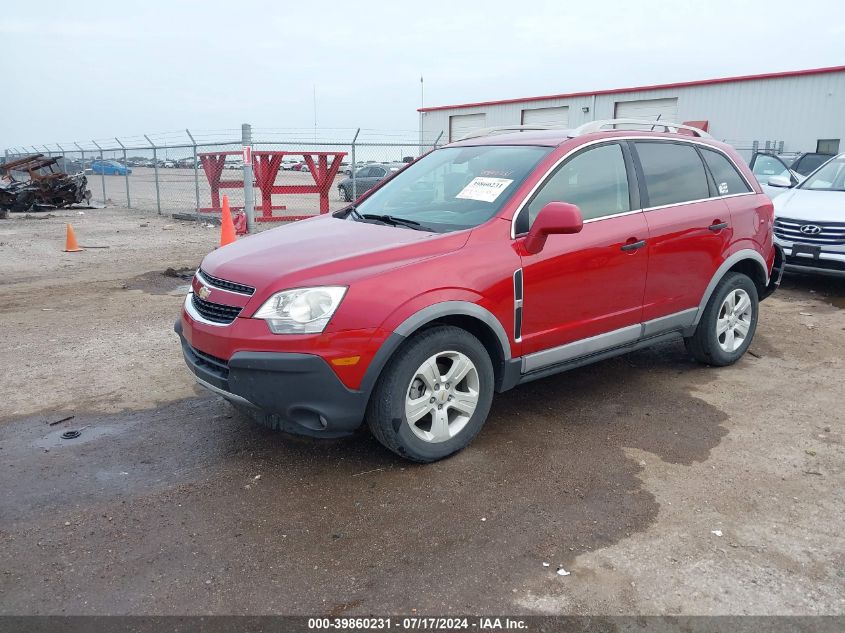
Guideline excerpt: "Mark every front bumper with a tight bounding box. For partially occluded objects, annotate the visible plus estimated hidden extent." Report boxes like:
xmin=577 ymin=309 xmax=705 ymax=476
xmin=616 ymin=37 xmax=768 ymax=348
xmin=774 ymin=237 xmax=845 ymax=278
xmin=175 ymin=321 xmax=370 ymax=437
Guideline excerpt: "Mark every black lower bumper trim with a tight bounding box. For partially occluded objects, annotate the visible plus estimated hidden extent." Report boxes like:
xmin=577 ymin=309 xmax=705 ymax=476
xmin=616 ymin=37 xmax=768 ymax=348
xmin=175 ymin=321 xmax=369 ymax=435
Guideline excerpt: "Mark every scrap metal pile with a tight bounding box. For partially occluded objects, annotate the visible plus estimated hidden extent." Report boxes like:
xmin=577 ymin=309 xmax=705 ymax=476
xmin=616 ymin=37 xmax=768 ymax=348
xmin=0 ymin=154 xmax=91 ymax=217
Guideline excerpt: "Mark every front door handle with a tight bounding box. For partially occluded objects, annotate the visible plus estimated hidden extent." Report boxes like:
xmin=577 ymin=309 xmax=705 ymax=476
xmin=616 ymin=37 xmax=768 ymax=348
xmin=709 ymin=221 xmax=729 ymax=231
xmin=620 ymin=239 xmax=647 ymax=252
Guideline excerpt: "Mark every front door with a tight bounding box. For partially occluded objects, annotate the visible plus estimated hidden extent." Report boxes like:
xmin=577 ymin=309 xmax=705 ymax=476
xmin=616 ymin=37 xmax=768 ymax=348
xmin=516 ymin=142 xmax=649 ymax=362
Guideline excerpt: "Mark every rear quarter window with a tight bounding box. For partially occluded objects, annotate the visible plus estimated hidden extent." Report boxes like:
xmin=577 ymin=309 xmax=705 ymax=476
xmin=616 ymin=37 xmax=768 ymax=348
xmin=700 ymin=148 xmax=751 ymax=196
xmin=635 ymin=141 xmax=710 ymax=207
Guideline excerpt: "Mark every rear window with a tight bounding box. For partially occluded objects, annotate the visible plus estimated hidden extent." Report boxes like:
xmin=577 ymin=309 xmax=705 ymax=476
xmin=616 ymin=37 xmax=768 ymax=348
xmin=635 ymin=142 xmax=710 ymax=207
xmin=700 ymin=148 xmax=751 ymax=196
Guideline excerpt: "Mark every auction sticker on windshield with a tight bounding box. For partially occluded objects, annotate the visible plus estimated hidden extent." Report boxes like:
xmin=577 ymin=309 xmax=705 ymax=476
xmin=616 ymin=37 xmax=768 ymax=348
xmin=456 ymin=177 xmax=514 ymax=203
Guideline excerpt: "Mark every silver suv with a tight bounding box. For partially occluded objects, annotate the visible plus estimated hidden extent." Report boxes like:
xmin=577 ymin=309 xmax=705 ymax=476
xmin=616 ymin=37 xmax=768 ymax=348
xmin=772 ymin=153 xmax=845 ymax=276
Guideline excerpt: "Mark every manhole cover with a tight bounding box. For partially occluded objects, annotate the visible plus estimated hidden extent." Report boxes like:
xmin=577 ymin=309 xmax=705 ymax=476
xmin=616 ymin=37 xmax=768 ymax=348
xmin=61 ymin=430 xmax=81 ymax=440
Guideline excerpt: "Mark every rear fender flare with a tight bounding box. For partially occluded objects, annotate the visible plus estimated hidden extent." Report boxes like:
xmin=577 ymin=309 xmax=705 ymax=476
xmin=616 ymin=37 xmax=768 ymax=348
xmin=690 ymin=249 xmax=768 ymax=329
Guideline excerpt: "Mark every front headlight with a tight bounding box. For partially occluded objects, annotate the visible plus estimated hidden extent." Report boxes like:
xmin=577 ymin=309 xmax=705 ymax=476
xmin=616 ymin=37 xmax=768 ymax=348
xmin=253 ymin=286 xmax=347 ymax=334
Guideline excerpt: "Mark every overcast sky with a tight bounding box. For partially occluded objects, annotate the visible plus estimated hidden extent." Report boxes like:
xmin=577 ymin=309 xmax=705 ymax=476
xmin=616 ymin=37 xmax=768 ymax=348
xmin=2 ymin=0 xmax=843 ymax=149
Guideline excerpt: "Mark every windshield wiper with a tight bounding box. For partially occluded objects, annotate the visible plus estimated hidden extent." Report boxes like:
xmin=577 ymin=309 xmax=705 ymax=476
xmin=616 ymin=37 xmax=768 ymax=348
xmin=360 ymin=213 xmax=432 ymax=232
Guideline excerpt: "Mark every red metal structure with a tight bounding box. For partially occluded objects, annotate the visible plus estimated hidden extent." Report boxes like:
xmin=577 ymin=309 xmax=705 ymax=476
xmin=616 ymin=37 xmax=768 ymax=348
xmin=198 ymin=150 xmax=346 ymax=222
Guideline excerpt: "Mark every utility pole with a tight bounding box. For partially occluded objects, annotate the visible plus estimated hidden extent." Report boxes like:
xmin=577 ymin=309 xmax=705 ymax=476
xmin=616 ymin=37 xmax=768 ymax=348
xmin=313 ymin=85 xmax=318 ymax=144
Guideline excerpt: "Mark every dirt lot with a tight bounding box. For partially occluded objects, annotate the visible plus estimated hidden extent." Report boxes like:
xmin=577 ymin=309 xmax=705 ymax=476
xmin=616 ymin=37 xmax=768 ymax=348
xmin=1 ymin=208 xmax=844 ymax=616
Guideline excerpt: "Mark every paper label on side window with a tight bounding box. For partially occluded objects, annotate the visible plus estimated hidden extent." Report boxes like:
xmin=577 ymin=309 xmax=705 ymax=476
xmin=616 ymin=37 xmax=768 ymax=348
xmin=718 ymin=182 xmax=729 ymax=195
xmin=456 ymin=177 xmax=514 ymax=202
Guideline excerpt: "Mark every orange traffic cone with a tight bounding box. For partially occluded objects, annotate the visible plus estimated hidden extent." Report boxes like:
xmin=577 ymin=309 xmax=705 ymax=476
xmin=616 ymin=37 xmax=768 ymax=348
xmin=63 ymin=224 xmax=83 ymax=252
xmin=220 ymin=195 xmax=236 ymax=247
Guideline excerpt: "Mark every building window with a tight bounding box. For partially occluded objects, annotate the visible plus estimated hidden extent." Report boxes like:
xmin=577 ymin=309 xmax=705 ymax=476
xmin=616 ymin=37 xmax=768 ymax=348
xmin=816 ymin=139 xmax=840 ymax=155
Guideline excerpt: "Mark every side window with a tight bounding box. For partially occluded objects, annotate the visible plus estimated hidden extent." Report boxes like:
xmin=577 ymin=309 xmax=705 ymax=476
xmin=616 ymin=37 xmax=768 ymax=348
xmin=522 ymin=143 xmax=630 ymax=230
xmin=356 ymin=167 xmax=372 ymax=178
xmin=635 ymin=142 xmax=710 ymax=207
xmin=700 ymin=148 xmax=751 ymax=195
xmin=371 ymin=167 xmax=386 ymax=178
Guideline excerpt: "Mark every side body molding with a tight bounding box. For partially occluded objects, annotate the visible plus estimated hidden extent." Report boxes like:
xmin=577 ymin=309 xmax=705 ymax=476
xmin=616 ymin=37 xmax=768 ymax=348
xmin=690 ymin=249 xmax=769 ymax=328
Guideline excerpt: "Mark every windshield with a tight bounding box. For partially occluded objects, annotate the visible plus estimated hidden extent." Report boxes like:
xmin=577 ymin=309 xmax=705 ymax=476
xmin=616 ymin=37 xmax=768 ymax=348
xmin=351 ymin=145 xmax=552 ymax=232
xmin=799 ymin=157 xmax=845 ymax=192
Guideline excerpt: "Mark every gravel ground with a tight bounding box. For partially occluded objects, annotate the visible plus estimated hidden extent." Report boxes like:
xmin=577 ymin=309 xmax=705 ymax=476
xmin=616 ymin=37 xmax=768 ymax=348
xmin=0 ymin=208 xmax=843 ymax=615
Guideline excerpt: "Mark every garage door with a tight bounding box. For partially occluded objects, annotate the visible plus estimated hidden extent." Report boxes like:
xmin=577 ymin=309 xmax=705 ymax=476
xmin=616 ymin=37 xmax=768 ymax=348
xmin=521 ymin=106 xmax=570 ymax=127
xmin=614 ymin=98 xmax=678 ymax=123
xmin=449 ymin=113 xmax=486 ymax=142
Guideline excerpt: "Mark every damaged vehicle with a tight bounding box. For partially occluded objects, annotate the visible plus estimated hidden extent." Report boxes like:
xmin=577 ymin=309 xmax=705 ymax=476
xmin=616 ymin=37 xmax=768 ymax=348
xmin=0 ymin=154 xmax=91 ymax=217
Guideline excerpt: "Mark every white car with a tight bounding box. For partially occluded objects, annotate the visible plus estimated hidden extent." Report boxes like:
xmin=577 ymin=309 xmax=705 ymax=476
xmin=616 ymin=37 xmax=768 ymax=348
xmin=772 ymin=152 xmax=845 ymax=277
xmin=750 ymin=153 xmax=804 ymax=198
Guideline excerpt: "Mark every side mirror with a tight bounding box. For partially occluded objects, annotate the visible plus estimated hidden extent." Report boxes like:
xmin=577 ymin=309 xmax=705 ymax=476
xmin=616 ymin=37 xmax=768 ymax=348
xmin=767 ymin=175 xmax=793 ymax=188
xmin=523 ymin=202 xmax=583 ymax=255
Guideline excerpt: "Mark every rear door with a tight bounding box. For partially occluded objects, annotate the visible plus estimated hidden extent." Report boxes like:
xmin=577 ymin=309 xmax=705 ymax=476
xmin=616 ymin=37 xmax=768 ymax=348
xmin=516 ymin=142 xmax=649 ymax=360
xmin=632 ymin=140 xmax=732 ymax=323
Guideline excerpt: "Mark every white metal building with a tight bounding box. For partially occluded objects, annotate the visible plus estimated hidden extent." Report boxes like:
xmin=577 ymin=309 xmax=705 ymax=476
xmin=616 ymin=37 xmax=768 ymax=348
xmin=419 ymin=66 xmax=845 ymax=158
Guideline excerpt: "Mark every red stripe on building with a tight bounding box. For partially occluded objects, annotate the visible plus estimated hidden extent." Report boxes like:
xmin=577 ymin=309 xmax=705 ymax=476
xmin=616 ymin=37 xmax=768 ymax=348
xmin=418 ymin=65 xmax=845 ymax=113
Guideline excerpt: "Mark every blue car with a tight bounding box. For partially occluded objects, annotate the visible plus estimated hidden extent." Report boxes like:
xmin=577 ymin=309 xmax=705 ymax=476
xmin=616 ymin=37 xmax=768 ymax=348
xmin=90 ymin=160 xmax=131 ymax=176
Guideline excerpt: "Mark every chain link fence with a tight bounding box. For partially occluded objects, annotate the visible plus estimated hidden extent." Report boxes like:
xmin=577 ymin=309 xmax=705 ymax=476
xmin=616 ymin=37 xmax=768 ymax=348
xmin=3 ymin=126 xmax=443 ymax=224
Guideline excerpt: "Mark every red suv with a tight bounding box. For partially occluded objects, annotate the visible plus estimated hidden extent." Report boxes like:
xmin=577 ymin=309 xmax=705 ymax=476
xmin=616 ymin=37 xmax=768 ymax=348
xmin=177 ymin=120 xmax=783 ymax=462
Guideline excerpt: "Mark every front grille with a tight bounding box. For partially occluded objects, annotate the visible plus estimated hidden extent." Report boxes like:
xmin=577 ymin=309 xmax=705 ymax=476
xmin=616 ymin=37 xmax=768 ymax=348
xmin=191 ymin=294 xmax=242 ymax=324
xmin=774 ymin=217 xmax=845 ymax=246
xmin=785 ymin=255 xmax=845 ymax=272
xmin=197 ymin=269 xmax=255 ymax=295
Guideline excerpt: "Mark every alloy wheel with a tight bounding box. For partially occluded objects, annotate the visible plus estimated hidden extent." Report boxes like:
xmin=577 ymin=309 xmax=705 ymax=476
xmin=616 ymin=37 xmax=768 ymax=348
xmin=404 ymin=351 xmax=480 ymax=443
xmin=716 ymin=288 xmax=753 ymax=352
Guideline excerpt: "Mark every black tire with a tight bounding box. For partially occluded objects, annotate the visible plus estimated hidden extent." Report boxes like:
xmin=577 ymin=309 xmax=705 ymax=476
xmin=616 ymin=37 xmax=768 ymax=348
xmin=339 ymin=185 xmax=351 ymax=202
xmin=366 ymin=325 xmax=495 ymax=462
xmin=684 ymin=272 xmax=759 ymax=366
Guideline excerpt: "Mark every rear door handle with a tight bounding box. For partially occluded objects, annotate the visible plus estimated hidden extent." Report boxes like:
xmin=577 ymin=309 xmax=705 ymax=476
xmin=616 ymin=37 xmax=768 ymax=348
xmin=620 ymin=239 xmax=647 ymax=252
xmin=709 ymin=221 xmax=729 ymax=231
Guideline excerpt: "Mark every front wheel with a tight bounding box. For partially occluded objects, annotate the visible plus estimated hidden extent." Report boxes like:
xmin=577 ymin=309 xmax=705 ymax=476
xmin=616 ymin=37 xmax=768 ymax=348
xmin=685 ymin=272 xmax=759 ymax=366
xmin=339 ymin=185 xmax=351 ymax=202
xmin=366 ymin=325 xmax=494 ymax=462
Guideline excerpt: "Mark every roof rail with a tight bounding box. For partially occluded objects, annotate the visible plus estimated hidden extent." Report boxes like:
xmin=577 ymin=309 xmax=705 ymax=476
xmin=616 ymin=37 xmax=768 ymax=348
xmin=570 ymin=119 xmax=711 ymax=138
xmin=458 ymin=125 xmax=565 ymax=141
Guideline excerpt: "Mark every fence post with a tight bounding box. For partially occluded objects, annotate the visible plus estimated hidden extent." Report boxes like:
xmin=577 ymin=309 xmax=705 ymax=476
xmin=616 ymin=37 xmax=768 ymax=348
xmin=144 ymin=135 xmax=161 ymax=215
xmin=242 ymin=123 xmax=255 ymax=232
xmin=115 ymin=137 xmax=130 ymax=208
xmin=432 ymin=131 xmax=443 ymax=150
xmin=185 ymin=129 xmax=200 ymax=213
xmin=351 ymin=128 xmax=360 ymax=200
xmin=74 ymin=143 xmax=85 ymax=179
xmin=92 ymin=141 xmax=106 ymax=205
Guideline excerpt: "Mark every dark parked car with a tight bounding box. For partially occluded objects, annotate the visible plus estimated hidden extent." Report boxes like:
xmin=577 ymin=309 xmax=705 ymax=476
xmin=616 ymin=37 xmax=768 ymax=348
xmin=337 ymin=164 xmax=403 ymax=201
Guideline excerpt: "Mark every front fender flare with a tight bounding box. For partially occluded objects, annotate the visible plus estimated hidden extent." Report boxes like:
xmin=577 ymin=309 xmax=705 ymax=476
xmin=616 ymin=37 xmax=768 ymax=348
xmin=358 ymin=300 xmax=512 ymax=398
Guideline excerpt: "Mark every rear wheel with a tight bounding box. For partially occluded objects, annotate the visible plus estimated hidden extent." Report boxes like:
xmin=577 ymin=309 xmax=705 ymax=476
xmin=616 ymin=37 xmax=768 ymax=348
xmin=684 ymin=272 xmax=758 ymax=366
xmin=339 ymin=185 xmax=351 ymax=202
xmin=366 ymin=325 xmax=494 ymax=462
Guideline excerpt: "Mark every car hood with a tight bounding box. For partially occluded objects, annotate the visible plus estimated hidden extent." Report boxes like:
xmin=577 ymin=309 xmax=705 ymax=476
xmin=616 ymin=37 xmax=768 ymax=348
xmin=200 ymin=214 xmax=469 ymax=294
xmin=774 ymin=188 xmax=845 ymax=222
